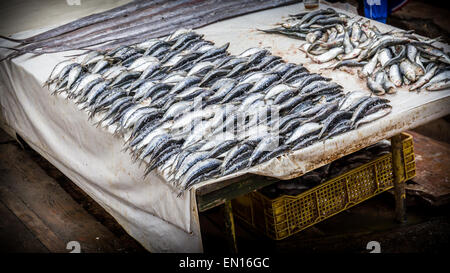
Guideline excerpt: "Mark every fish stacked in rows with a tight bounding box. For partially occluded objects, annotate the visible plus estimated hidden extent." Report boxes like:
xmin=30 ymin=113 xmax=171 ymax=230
xmin=45 ymin=29 xmax=392 ymax=194
xmin=260 ymin=8 xmax=450 ymax=94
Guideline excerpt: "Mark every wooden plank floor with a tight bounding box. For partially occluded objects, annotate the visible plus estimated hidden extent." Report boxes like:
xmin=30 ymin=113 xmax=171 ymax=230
xmin=0 ymin=201 xmax=49 ymax=253
xmin=0 ymin=129 xmax=146 ymax=253
xmin=406 ymin=131 xmax=450 ymax=206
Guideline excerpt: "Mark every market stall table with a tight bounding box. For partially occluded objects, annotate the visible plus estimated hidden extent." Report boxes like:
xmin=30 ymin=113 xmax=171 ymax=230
xmin=1 ymin=2 xmax=449 ymax=252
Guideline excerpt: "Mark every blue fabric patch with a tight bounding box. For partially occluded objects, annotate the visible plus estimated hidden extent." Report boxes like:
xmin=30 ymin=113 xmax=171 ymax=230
xmin=364 ymin=0 xmax=388 ymax=23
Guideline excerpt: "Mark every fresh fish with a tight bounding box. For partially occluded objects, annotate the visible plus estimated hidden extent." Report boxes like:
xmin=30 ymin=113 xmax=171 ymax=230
xmin=222 ymin=83 xmax=253 ymax=103
xmin=198 ymin=43 xmax=230 ymax=62
xmin=175 ymin=86 xmax=210 ymax=101
xmin=145 ymin=147 xmax=181 ymax=176
xmin=389 ymin=64 xmax=403 ymax=87
xmin=292 ymin=134 xmax=319 ymax=151
xmin=425 ymin=79 xmax=450 ymax=91
xmin=367 ymin=76 xmax=385 ymax=95
xmin=304 ymin=102 xmax=339 ymax=123
xmin=354 ymin=105 xmax=392 ymax=128
xmin=248 ymin=135 xmax=280 ymax=166
xmin=180 ymin=159 xmax=222 ymax=189
xmin=399 ymin=59 xmax=418 ymax=82
xmin=199 ymin=131 xmax=236 ymax=152
xmin=81 ymin=81 xmax=108 ymax=107
xmin=280 ymin=66 xmax=307 ymax=82
xmin=424 ymin=70 xmax=450 ymax=86
xmin=67 ymin=65 xmax=82 ymax=90
xmin=338 ymin=90 xmax=367 ymax=110
xmin=279 ymin=118 xmax=303 ymax=135
xmin=325 ymin=59 xmax=367 ymax=69
xmin=221 ymin=142 xmax=255 ymax=170
xmin=161 ymin=71 xmax=186 ymax=84
xmin=187 ymin=61 xmax=214 ymax=77
xmin=358 ymin=51 xmax=379 ymax=78
xmin=103 ymin=66 xmax=127 ymax=80
xmin=223 ymin=158 xmax=249 ymax=176
xmin=350 ymin=21 xmax=362 ymax=44
xmin=286 ymin=122 xmax=322 ymax=145
xmin=207 ymin=140 xmax=239 ymax=158
xmin=264 ymin=84 xmax=294 ymax=100
xmin=45 ymin=60 xmax=75 ymax=86
xmin=326 ymin=119 xmax=351 ymax=138
xmin=406 ymin=44 xmax=418 ymax=63
xmin=199 ymin=69 xmax=230 ymax=87
xmin=96 ymin=97 xmax=133 ymax=127
xmin=377 ymin=48 xmax=392 ymax=67
xmin=109 ymin=71 xmax=140 ymax=87
xmin=307 ymin=47 xmax=344 ymax=63
xmin=170 ymin=76 xmax=201 ymax=95
xmin=247 ymin=73 xmax=279 ymax=93
xmin=207 ymin=79 xmax=237 ymax=104
xmin=350 ymin=97 xmax=390 ymax=126
xmin=381 ymin=45 xmax=405 ymax=69
xmin=317 ymin=110 xmax=352 ymax=139
xmin=71 ymin=74 xmax=102 ymax=97
xmin=256 ymin=144 xmax=290 ymax=164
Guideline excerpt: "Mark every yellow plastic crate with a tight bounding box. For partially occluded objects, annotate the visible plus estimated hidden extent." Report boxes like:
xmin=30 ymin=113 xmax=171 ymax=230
xmin=233 ymin=132 xmax=416 ymax=240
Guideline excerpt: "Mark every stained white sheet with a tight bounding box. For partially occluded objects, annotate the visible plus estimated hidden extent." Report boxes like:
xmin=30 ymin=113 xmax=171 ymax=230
xmin=0 ymin=2 xmax=449 ymax=253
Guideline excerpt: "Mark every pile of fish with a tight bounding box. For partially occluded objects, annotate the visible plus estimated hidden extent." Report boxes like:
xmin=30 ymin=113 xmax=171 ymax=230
xmin=0 ymin=0 xmax=297 ymax=60
xmin=259 ymin=8 xmax=450 ymax=94
xmin=45 ymin=28 xmax=392 ymax=194
xmin=260 ymin=140 xmax=392 ymax=198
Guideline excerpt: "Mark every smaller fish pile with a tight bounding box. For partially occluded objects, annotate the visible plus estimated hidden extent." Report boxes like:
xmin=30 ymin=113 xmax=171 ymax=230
xmin=259 ymin=8 xmax=450 ymax=94
xmin=45 ymin=29 xmax=392 ymax=194
xmin=260 ymin=139 xmax=392 ymax=198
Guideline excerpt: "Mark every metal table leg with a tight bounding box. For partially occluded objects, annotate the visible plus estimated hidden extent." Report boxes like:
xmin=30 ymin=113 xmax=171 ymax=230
xmin=224 ymin=200 xmax=238 ymax=253
xmin=391 ymin=134 xmax=406 ymax=223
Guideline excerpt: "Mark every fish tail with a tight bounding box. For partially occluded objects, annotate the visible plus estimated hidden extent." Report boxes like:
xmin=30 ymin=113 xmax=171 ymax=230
xmin=42 ymin=80 xmax=52 ymax=88
xmin=93 ymin=119 xmax=104 ymax=128
xmin=0 ymin=45 xmax=21 ymax=51
xmin=50 ymin=89 xmax=60 ymax=96
xmin=0 ymin=51 xmax=20 ymax=62
xmin=112 ymin=127 xmax=122 ymax=136
xmin=0 ymin=35 xmax=24 ymax=43
xmin=131 ymin=154 xmax=140 ymax=164
xmin=143 ymin=165 xmax=152 ymax=177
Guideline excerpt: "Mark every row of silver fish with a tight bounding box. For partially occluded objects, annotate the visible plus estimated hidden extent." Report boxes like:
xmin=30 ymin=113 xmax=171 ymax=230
xmin=260 ymin=8 xmax=450 ymax=95
xmin=45 ymin=28 xmax=392 ymax=195
xmin=260 ymin=139 xmax=392 ymax=198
